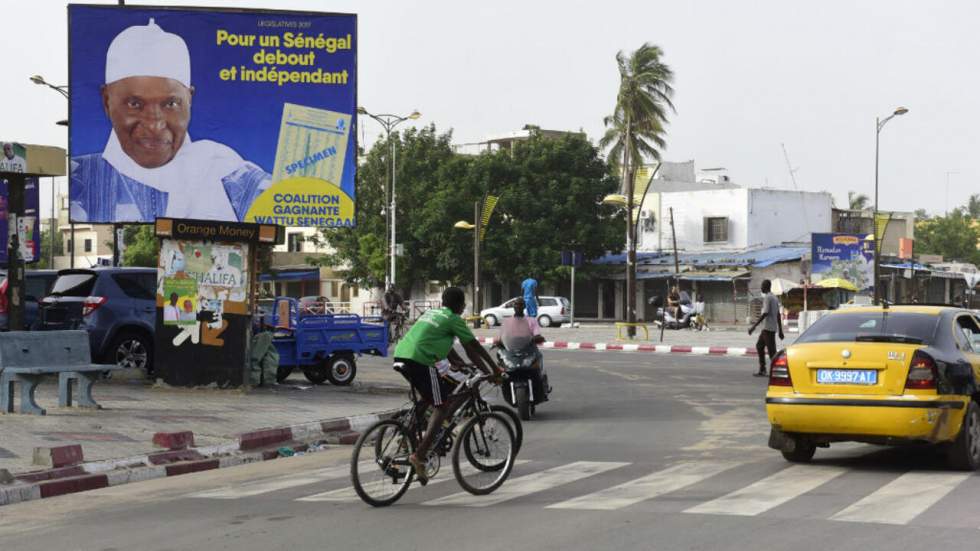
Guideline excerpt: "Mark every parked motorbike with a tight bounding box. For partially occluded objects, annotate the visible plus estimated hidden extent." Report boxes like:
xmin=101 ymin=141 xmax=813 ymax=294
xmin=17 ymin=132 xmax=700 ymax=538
xmin=649 ymin=296 xmax=708 ymax=331
xmin=495 ymin=344 xmax=550 ymax=421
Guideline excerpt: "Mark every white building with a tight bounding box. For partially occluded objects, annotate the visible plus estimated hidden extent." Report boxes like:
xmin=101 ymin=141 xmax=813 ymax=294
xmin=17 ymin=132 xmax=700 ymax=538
xmin=641 ymin=187 xmax=833 ymax=253
xmin=631 ymin=161 xmax=832 ymax=253
xmin=52 ymin=193 xmax=114 ymax=269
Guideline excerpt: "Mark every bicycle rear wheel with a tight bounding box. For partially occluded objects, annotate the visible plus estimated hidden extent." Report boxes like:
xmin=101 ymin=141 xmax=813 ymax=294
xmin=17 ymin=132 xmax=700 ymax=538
xmin=452 ymin=412 xmax=515 ymax=495
xmin=351 ymin=420 xmax=415 ymax=507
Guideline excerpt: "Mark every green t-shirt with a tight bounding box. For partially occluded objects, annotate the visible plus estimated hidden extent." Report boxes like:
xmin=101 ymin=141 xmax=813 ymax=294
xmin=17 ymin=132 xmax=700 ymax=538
xmin=394 ymin=307 xmax=475 ymax=366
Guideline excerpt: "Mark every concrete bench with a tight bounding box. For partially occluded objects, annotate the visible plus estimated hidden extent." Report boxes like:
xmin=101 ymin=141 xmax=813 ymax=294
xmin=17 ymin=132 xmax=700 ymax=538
xmin=0 ymin=330 xmax=118 ymax=415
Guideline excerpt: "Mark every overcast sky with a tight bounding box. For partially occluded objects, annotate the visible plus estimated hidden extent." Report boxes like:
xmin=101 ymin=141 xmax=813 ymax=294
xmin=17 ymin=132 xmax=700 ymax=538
xmin=4 ymin=0 xmax=978 ymax=219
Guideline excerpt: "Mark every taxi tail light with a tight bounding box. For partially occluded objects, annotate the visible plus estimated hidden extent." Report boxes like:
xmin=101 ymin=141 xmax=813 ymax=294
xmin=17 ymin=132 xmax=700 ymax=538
xmin=769 ymin=350 xmax=792 ymax=387
xmin=904 ymin=350 xmax=937 ymax=390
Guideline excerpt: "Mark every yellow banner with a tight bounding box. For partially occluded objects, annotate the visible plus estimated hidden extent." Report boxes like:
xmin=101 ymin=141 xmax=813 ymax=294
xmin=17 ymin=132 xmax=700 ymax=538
xmin=480 ymin=195 xmax=498 ymax=241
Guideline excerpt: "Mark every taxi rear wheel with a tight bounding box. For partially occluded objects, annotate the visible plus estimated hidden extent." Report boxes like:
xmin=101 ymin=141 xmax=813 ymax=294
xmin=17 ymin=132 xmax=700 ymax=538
xmin=947 ymin=401 xmax=980 ymax=471
xmin=781 ymin=436 xmax=816 ymax=463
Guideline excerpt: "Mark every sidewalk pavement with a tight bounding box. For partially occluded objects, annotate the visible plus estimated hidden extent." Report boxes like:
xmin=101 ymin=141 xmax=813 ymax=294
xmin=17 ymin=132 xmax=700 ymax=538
xmin=0 ymin=364 xmax=410 ymax=476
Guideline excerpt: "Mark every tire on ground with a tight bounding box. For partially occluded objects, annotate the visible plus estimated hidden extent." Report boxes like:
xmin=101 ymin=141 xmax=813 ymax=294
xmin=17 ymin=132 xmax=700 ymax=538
xmin=948 ymin=400 xmax=980 ymax=471
xmin=108 ymin=330 xmax=153 ymax=375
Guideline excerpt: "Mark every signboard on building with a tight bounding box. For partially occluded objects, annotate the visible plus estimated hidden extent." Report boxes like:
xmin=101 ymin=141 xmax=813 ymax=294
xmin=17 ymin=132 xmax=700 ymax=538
xmin=69 ymin=5 xmax=357 ymax=227
xmin=811 ymin=233 xmax=874 ymax=292
xmin=0 ymin=177 xmax=41 ymax=264
xmin=898 ymin=237 xmax=913 ymax=260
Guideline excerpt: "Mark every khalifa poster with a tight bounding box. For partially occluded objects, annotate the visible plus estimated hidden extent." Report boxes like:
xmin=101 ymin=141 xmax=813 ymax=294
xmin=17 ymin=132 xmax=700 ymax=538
xmin=0 ymin=176 xmax=41 ymax=264
xmin=811 ymin=233 xmax=875 ymax=292
xmin=68 ymin=4 xmax=357 ymax=227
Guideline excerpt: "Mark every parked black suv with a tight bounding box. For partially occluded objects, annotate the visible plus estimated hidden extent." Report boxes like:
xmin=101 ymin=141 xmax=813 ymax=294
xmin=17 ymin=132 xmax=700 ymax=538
xmin=39 ymin=268 xmax=157 ymax=373
xmin=0 ymin=269 xmax=60 ymax=330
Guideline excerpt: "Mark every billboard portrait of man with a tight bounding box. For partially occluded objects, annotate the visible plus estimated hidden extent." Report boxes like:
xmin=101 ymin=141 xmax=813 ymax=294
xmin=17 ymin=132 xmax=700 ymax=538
xmin=0 ymin=142 xmax=27 ymax=173
xmin=70 ymin=18 xmax=271 ymax=223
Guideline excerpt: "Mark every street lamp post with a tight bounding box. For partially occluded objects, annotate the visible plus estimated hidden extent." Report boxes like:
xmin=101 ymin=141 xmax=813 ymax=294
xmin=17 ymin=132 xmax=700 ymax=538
xmin=357 ymin=107 xmax=421 ymax=291
xmin=873 ymin=106 xmax=908 ymax=305
xmin=30 ymin=75 xmax=74 ymax=269
xmin=454 ymin=208 xmax=480 ymax=320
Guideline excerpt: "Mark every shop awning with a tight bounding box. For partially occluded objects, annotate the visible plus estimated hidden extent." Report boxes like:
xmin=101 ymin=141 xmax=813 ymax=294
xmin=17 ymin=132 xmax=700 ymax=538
xmin=610 ymin=269 xmax=749 ymax=281
xmin=260 ymin=269 xmax=319 ymax=282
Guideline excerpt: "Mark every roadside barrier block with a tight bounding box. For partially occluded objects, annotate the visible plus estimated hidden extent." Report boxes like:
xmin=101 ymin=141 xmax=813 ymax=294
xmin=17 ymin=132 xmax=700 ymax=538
xmin=33 ymin=444 xmax=84 ymax=468
xmin=152 ymin=431 xmax=195 ymax=450
xmin=239 ymin=428 xmax=294 ymax=451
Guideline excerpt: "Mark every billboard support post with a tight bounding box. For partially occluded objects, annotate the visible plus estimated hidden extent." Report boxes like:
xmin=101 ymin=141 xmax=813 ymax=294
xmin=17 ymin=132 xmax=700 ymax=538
xmin=6 ymin=174 xmax=24 ymax=331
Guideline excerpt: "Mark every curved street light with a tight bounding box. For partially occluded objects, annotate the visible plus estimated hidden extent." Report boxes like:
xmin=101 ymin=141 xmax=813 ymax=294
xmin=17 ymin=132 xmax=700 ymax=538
xmin=358 ymin=107 xmax=421 ymax=290
xmin=30 ymin=75 xmax=69 ymax=100
xmin=873 ymin=106 xmax=909 ymax=305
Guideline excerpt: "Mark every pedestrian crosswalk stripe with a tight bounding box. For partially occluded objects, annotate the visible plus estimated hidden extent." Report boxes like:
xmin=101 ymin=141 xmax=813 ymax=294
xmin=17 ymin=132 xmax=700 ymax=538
xmin=296 ymin=460 xmax=532 ymax=503
xmin=547 ymin=461 xmax=741 ymax=511
xmin=187 ymin=465 xmax=351 ymax=499
xmin=829 ymin=472 xmax=970 ymax=525
xmin=423 ymin=461 xmax=628 ymax=508
xmin=684 ymin=464 xmax=847 ymax=516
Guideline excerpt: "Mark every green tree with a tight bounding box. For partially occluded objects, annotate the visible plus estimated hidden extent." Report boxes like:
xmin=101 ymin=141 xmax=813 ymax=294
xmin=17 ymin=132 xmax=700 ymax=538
xmin=967 ymin=193 xmax=980 ymax=218
xmin=914 ymin=208 xmax=929 ymax=221
xmin=848 ymin=191 xmax=870 ymax=210
xmin=122 ymin=225 xmax=159 ymax=267
xmin=318 ymin=126 xmax=625 ymax=294
xmin=917 ymin=209 xmax=980 ymax=264
xmin=34 ymin=227 xmax=63 ymax=269
xmin=317 ymin=125 xmax=473 ymax=291
xmin=476 ymin=132 xmax=624 ymax=285
xmin=599 ymin=42 xmax=675 ymax=330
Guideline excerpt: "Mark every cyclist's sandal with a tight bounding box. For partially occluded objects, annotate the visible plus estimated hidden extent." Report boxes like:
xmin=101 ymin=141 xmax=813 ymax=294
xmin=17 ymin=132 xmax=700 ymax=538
xmin=409 ymin=454 xmax=429 ymax=486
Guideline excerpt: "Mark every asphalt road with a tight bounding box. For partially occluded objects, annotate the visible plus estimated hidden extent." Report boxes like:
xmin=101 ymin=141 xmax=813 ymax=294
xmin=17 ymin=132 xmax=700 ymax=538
xmin=3 ymin=350 xmax=980 ymax=551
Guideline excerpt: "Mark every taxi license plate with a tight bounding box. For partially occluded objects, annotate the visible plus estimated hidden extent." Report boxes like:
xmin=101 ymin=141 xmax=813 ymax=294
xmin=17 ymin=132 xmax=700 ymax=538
xmin=817 ymin=369 xmax=877 ymax=385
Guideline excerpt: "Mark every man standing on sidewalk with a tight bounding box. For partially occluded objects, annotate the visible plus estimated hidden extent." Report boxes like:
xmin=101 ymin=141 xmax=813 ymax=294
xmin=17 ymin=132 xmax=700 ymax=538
xmin=748 ymin=279 xmax=784 ymax=377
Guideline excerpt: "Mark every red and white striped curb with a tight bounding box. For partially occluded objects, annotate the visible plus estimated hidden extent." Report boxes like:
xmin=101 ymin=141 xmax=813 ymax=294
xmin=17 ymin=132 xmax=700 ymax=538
xmin=0 ymin=410 xmax=398 ymax=507
xmin=477 ymin=337 xmax=757 ymax=356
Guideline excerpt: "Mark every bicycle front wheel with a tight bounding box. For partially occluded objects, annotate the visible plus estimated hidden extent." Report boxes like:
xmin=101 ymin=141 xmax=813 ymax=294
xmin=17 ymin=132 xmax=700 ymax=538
xmin=452 ymin=412 xmax=515 ymax=495
xmin=351 ymin=420 xmax=415 ymax=507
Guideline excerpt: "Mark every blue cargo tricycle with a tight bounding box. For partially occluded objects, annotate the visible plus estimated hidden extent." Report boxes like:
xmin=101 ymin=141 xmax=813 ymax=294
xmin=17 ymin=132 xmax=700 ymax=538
xmin=267 ymin=297 xmax=388 ymax=385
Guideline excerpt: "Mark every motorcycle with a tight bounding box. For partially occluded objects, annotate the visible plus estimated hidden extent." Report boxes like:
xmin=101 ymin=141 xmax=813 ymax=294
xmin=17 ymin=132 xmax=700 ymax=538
xmin=495 ymin=344 xmax=550 ymax=421
xmin=649 ymin=296 xmax=708 ymax=331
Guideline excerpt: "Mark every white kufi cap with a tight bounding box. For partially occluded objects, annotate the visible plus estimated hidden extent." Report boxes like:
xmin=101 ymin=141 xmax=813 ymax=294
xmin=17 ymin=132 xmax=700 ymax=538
xmin=105 ymin=18 xmax=191 ymax=87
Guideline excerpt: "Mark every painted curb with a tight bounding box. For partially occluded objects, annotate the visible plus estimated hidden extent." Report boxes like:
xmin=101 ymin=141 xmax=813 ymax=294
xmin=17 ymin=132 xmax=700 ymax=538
xmin=0 ymin=409 xmax=400 ymax=508
xmin=477 ymin=336 xmax=757 ymax=356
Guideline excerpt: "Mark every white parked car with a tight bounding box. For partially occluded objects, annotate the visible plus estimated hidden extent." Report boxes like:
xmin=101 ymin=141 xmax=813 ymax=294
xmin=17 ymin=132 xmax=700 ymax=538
xmin=481 ymin=296 xmax=570 ymax=328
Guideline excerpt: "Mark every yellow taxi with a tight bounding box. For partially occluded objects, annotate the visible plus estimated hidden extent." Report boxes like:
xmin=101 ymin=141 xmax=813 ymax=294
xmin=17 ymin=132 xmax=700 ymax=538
xmin=766 ymin=305 xmax=980 ymax=469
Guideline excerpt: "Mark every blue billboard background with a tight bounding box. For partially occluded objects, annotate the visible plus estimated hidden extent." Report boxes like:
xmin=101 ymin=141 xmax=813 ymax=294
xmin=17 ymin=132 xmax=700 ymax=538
xmin=69 ymin=5 xmax=357 ymax=226
xmin=0 ymin=177 xmax=42 ymax=265
xmin=811 ymin=232 xmax=874 ymax=292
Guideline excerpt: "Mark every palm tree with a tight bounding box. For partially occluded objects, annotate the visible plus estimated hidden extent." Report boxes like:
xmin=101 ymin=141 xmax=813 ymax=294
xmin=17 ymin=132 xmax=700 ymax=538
xmin=599 ymin=43 xmax=675 ymax=336
xmin=848 ymin=191 xmax=870 ymax=210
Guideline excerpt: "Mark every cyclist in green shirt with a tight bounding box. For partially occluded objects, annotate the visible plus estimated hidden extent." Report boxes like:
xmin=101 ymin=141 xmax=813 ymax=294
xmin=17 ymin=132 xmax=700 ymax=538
xmin=393 ymin=286 xmax=502 ymax=484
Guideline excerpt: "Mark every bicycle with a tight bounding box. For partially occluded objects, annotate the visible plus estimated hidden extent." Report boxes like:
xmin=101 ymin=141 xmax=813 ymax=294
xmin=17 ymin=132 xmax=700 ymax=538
xmin=350 ymin=368 xmax=516 ymax=507
xmin=384 ymin=310 xmax=407 ymax=345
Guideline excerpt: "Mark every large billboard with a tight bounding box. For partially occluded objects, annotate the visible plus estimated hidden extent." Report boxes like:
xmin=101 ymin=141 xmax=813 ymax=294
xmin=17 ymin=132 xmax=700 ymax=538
xmin=68 ymin=5 xmax=357 ymax=227
xmin=811 ymin=233 xmax=874 ymax=292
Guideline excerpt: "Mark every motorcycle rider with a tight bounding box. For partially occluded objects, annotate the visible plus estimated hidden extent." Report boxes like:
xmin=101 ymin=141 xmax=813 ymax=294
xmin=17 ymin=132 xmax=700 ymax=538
xmin=496 ymin=297 xmax=550 ymax=396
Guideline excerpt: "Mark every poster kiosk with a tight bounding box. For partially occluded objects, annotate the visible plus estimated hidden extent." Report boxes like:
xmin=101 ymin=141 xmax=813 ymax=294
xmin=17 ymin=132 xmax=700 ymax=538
xmin=154 ymin=218 xmax=280 ymax=387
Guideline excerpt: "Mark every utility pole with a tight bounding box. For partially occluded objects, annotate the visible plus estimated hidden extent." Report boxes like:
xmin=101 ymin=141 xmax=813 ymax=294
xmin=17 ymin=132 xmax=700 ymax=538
xmin=473 ymin=199 xmax=481 ymax=321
